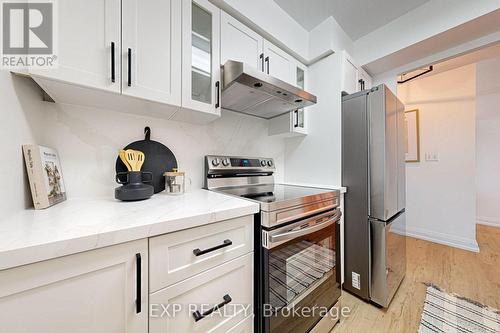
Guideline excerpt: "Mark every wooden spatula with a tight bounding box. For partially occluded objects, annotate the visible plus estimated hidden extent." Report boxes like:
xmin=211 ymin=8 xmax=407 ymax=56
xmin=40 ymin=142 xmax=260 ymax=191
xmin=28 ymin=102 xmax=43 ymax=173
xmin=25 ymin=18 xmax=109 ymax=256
xmin=134 ymin=150 xmax=145 ymax=171
xmin=119 ymin=149 xmax=132 ymax=171
xmin=125 ymin=149 xmax=138 ymax=171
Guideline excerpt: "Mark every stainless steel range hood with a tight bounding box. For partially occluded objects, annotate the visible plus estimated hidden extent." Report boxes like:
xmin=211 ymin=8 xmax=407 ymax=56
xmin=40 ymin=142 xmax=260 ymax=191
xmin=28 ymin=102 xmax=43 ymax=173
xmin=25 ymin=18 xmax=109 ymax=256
xmin=221 ymin=60 xmax=317 ymax=119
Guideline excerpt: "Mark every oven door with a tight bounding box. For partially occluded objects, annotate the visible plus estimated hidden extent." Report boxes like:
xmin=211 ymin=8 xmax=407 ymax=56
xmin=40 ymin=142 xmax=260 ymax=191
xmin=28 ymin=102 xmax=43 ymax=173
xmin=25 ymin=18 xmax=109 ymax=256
xmin=261 ymin=209 xmax=341 ymax=333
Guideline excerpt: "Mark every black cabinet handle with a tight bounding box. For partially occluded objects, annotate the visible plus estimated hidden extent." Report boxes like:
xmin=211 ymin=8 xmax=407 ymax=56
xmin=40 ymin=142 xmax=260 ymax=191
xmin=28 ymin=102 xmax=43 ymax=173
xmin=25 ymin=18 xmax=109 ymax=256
xmin=192 ymin=294 xmax=232 ymax=322
xmin=193 ymin=239 xmax=232 ymax=256
xmin=110 ymin=42 xmax=115 ymax=83
xmin=127 ymin=48 xmax=132 ymax=87
xmin=215 ymin=81 xmax=220 ymax=108
xmin=358 ymin=79 xmax=365 ymax=90
xmin=265 ymin=56 xmax=269 ymax=74
xmin=135 ymin=253 xmax=141 ymax=313
xmin=294 ymin=110 xmax=299 ymax=128
xmin=260 ymin=53 xmax=264 ymax=72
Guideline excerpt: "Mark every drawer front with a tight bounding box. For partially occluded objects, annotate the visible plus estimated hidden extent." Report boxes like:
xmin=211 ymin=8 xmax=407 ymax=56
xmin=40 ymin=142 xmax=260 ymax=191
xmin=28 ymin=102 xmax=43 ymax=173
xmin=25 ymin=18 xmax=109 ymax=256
xmin=149 ymin=253 xmax=253 ymax=333
xmin=226 ymin=316 xmax=253 ymax=333
xmin=150 ymin=215 xmax=253 ymax=292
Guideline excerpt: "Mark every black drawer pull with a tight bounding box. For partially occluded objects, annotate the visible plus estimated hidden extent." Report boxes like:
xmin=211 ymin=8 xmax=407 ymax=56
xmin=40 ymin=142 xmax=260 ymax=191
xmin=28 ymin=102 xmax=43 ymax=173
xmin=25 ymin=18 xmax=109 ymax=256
xmin=193 ymin=294 xmax=232 ymax=322
xmin=260 ymin=53 xmax=264 ymax=72
xmin=193 ymin=239 xmax=232 ymax=256
xmin=265 ymin=56 xmax=269 ymax=74
xmin=135 ymin=253 xmax=141 ymax=313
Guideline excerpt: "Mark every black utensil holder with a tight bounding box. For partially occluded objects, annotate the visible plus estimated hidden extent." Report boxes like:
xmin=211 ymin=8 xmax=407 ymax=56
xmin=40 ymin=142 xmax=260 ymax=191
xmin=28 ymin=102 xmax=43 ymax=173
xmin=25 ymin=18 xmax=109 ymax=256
xmin=115 ymin=171 xmax=154 ymax=201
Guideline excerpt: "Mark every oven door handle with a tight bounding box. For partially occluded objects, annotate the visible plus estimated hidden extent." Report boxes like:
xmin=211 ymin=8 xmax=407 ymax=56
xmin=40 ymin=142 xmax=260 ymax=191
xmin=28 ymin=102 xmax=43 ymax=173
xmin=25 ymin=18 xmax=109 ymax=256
xmin=270 ymin=210 xmax=341 ymax=244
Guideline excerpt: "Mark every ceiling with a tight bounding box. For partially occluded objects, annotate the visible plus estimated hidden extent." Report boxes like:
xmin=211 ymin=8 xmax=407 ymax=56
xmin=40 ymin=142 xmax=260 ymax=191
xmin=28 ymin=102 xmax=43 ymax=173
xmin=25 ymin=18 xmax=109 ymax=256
xmin=400 ymin=42 xmax=500 ymax=82
xmin=274 ymin=0 xmax=431 ymax=40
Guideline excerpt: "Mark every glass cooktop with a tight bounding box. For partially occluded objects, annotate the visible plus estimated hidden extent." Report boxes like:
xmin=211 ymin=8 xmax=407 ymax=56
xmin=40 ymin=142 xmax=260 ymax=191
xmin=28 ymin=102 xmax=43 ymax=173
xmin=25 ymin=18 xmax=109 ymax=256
xmin=216 ymin=184 xmax=338 ymax=212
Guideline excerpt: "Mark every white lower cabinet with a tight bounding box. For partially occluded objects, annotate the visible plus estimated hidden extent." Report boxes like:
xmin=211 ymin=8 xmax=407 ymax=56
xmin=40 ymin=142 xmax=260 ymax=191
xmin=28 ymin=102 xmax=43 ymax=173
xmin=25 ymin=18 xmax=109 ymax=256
xmin=226 ymin=315 xmax=254 ymax=333
xmin=149 ymin=215 xmax=253 ymax=292
xmin=149 ymin=253 xmax=253 ymax=333
xmin=0 ymin=239 xmax=148 ymax=333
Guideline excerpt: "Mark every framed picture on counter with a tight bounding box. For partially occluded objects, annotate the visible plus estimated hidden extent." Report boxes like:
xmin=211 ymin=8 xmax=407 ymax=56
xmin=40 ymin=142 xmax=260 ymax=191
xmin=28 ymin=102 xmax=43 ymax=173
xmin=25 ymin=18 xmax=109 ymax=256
xmin=405 ymin=109 xmax=420 ymax=162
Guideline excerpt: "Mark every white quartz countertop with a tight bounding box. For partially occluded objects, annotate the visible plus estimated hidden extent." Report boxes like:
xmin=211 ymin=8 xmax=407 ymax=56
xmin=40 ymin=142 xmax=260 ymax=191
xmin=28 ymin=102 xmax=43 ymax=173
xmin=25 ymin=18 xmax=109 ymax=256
xmin=0 ymin=190 xmax=259 ymax=271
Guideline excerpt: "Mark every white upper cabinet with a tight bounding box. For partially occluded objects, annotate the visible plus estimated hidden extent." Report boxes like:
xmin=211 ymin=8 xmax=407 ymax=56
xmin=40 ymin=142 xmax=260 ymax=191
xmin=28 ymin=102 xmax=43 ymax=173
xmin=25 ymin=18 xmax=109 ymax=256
xmin=122 ymin=0 xmax=182 ymax=105
xmin=221 ymin=12 xmax=263 ymax=69
xmin=268 ymin=60 xmax=308 ymax=137
xmin=263 ymin=40 xmax=294 ymax=84
xmin=358 ymin=67 xmax=373 ymax=91
xmin=342 ymin=51 xmax=359 ymax=95
xmin=30 ymin=0 xmax=121 ymax=93
xmin=181 ymin=0 xmax=221 ymax=116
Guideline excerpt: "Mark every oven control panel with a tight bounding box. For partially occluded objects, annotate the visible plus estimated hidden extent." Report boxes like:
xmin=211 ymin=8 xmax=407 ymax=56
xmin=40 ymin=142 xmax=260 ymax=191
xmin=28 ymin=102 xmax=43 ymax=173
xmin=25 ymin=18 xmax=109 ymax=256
xmin=206 ymin=155 xmax=275 ymax=171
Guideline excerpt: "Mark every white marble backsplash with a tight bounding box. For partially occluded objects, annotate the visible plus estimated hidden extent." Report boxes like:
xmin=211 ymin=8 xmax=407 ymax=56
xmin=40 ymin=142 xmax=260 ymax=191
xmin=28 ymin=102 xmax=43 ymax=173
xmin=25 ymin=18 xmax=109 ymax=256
xmin=36 ymin=102 xmax=286 ymax=200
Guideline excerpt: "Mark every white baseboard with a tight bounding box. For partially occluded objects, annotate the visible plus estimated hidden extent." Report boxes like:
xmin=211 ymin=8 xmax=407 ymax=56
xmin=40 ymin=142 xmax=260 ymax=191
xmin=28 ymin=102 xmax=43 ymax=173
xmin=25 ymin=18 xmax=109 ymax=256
xmin=402 ymin=226 xmax=480 ymax=253
xmin=477 ymin=216 xmax=500 ymax=227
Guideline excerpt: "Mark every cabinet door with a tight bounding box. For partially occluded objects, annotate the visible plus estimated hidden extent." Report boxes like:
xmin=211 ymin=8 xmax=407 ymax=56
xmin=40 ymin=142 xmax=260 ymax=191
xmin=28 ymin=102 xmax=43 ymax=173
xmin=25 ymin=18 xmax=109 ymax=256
xmin=293 ymin=61 xmax=307 ymax=134
xmin=30 ymin=0 xmax=121 ymax=92
xmin=221 ymin=11 xmax=263 ymax=69
xmin=181 ymin=0 xmax=221 ymax=115
xmin=122 ymin=0 xmax=182 ymax=105
xmin=342 ymin=53 xmax=358 ymax=94
xmin=358 ymin=67 xmax=373 ymax=91
xmin=263 ymin=40 xmax=294 ymax=84
xmin=0 ymin=240 xmax=148 ymax=333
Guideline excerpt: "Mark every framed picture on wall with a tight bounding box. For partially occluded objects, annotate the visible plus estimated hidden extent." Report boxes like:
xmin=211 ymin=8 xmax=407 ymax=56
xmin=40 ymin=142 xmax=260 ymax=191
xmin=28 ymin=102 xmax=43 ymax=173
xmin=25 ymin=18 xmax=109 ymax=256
xmin=405 ymin=109 xmax=420 ymax=162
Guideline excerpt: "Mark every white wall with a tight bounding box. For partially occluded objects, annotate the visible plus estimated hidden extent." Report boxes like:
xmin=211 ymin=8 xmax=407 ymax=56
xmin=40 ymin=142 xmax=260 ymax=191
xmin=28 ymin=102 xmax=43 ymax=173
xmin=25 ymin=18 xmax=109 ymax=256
xmin=476 ymin=56 xmax=500 ymax=227
xmin=0 ymin=72 xmax=286 ymax=219
xmin=397 ymin=64 xmax=478 ymax=251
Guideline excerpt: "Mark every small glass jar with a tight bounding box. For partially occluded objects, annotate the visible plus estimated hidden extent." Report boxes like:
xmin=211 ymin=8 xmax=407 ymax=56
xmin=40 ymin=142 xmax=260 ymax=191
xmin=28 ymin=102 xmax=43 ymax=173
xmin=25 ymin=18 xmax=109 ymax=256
xmin=163 ymin=169 xmax=185 ymax=195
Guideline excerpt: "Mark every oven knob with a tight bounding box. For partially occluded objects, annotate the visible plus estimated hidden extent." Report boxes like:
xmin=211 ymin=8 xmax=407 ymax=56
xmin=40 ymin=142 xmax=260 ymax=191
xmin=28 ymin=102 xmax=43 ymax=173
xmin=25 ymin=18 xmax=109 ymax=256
xmin=260 ymin=160 xmax=267 ymax=167
xmin=267 ymin=160 xmax=273 ymax=167
xmin=222 ymin=158 xmax=230 ymax=166
xmin=211 ymin=158 xmax=220 ymax=167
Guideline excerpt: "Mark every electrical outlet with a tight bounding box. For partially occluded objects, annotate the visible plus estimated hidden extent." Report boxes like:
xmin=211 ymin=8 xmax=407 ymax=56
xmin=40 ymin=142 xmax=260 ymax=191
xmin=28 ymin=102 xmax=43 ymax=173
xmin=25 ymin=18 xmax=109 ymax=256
xmin=425 ymin=152 xmax=439 ymax=161
xmin=352 ymin=272 xmax=360 ymax=290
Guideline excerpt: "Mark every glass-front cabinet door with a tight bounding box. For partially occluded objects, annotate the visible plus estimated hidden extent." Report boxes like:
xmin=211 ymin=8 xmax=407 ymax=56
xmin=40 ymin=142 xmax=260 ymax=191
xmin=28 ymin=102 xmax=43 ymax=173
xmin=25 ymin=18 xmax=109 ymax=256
xmin=293 ymin=63 xmax=307 ymax=134
xmin=181 ymin=0 xmax=221 ymax=116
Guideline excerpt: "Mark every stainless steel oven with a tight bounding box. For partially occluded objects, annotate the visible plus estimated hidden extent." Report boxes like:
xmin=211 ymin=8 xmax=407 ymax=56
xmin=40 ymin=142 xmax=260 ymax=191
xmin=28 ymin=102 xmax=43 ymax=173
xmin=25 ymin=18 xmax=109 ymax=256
xmin=205 ymin=155 xmax=342 ymax=333
xmin=261 ymin=209 xmax=341 ymax=332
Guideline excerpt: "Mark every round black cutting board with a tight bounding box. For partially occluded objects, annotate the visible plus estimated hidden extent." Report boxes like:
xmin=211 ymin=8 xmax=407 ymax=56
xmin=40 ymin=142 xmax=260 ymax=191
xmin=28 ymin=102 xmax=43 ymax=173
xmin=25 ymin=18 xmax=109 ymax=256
xmin=116 ymin=127 xmax=177 ymax=194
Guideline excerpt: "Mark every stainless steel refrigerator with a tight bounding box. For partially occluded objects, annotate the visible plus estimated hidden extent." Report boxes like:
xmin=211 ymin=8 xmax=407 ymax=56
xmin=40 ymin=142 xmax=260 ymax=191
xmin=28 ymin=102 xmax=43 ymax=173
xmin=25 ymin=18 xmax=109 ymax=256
xmin=342 ymin=84 xmax=406 ymax=307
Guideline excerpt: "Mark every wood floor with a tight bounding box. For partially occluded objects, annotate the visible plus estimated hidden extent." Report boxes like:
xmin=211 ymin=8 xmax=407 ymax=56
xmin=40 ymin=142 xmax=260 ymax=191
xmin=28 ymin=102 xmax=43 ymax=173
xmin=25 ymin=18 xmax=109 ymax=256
xmin=332 ymin=225 xmax=500 ymax=333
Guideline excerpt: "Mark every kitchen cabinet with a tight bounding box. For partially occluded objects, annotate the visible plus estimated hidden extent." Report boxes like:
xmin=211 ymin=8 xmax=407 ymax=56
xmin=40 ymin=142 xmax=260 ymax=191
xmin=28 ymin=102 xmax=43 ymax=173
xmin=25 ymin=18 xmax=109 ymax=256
xmin=0 ymin=239 xmax=148 ymax=333
xmin=149 ymin=215 xmax=254 ymax=333
xmin=121 ymin=0 xmax=182 ymax=105
xmin=342 ymin=51 xmax=359 ymax=95
xmin=221 ymin=11 xmax=263 ymax=69
xmin=149 ymin=215 xmax=253 ymax=292
xmin=149 ymin=253 xmax=253 ymax=333
xmin=29 ymin=0 xmax=121 ymax=93
xmin=341 ymin=51 xmax=372 ymax=93
xmin=358 ymin=67 xmax=373 ymax=91
xmin=179 ymin=0 xmax=221 ymax=118
xmin=269 ymin=60 xmax=308 ymax=136
xmin=263 ymin=40 xmax=295 ymax=84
